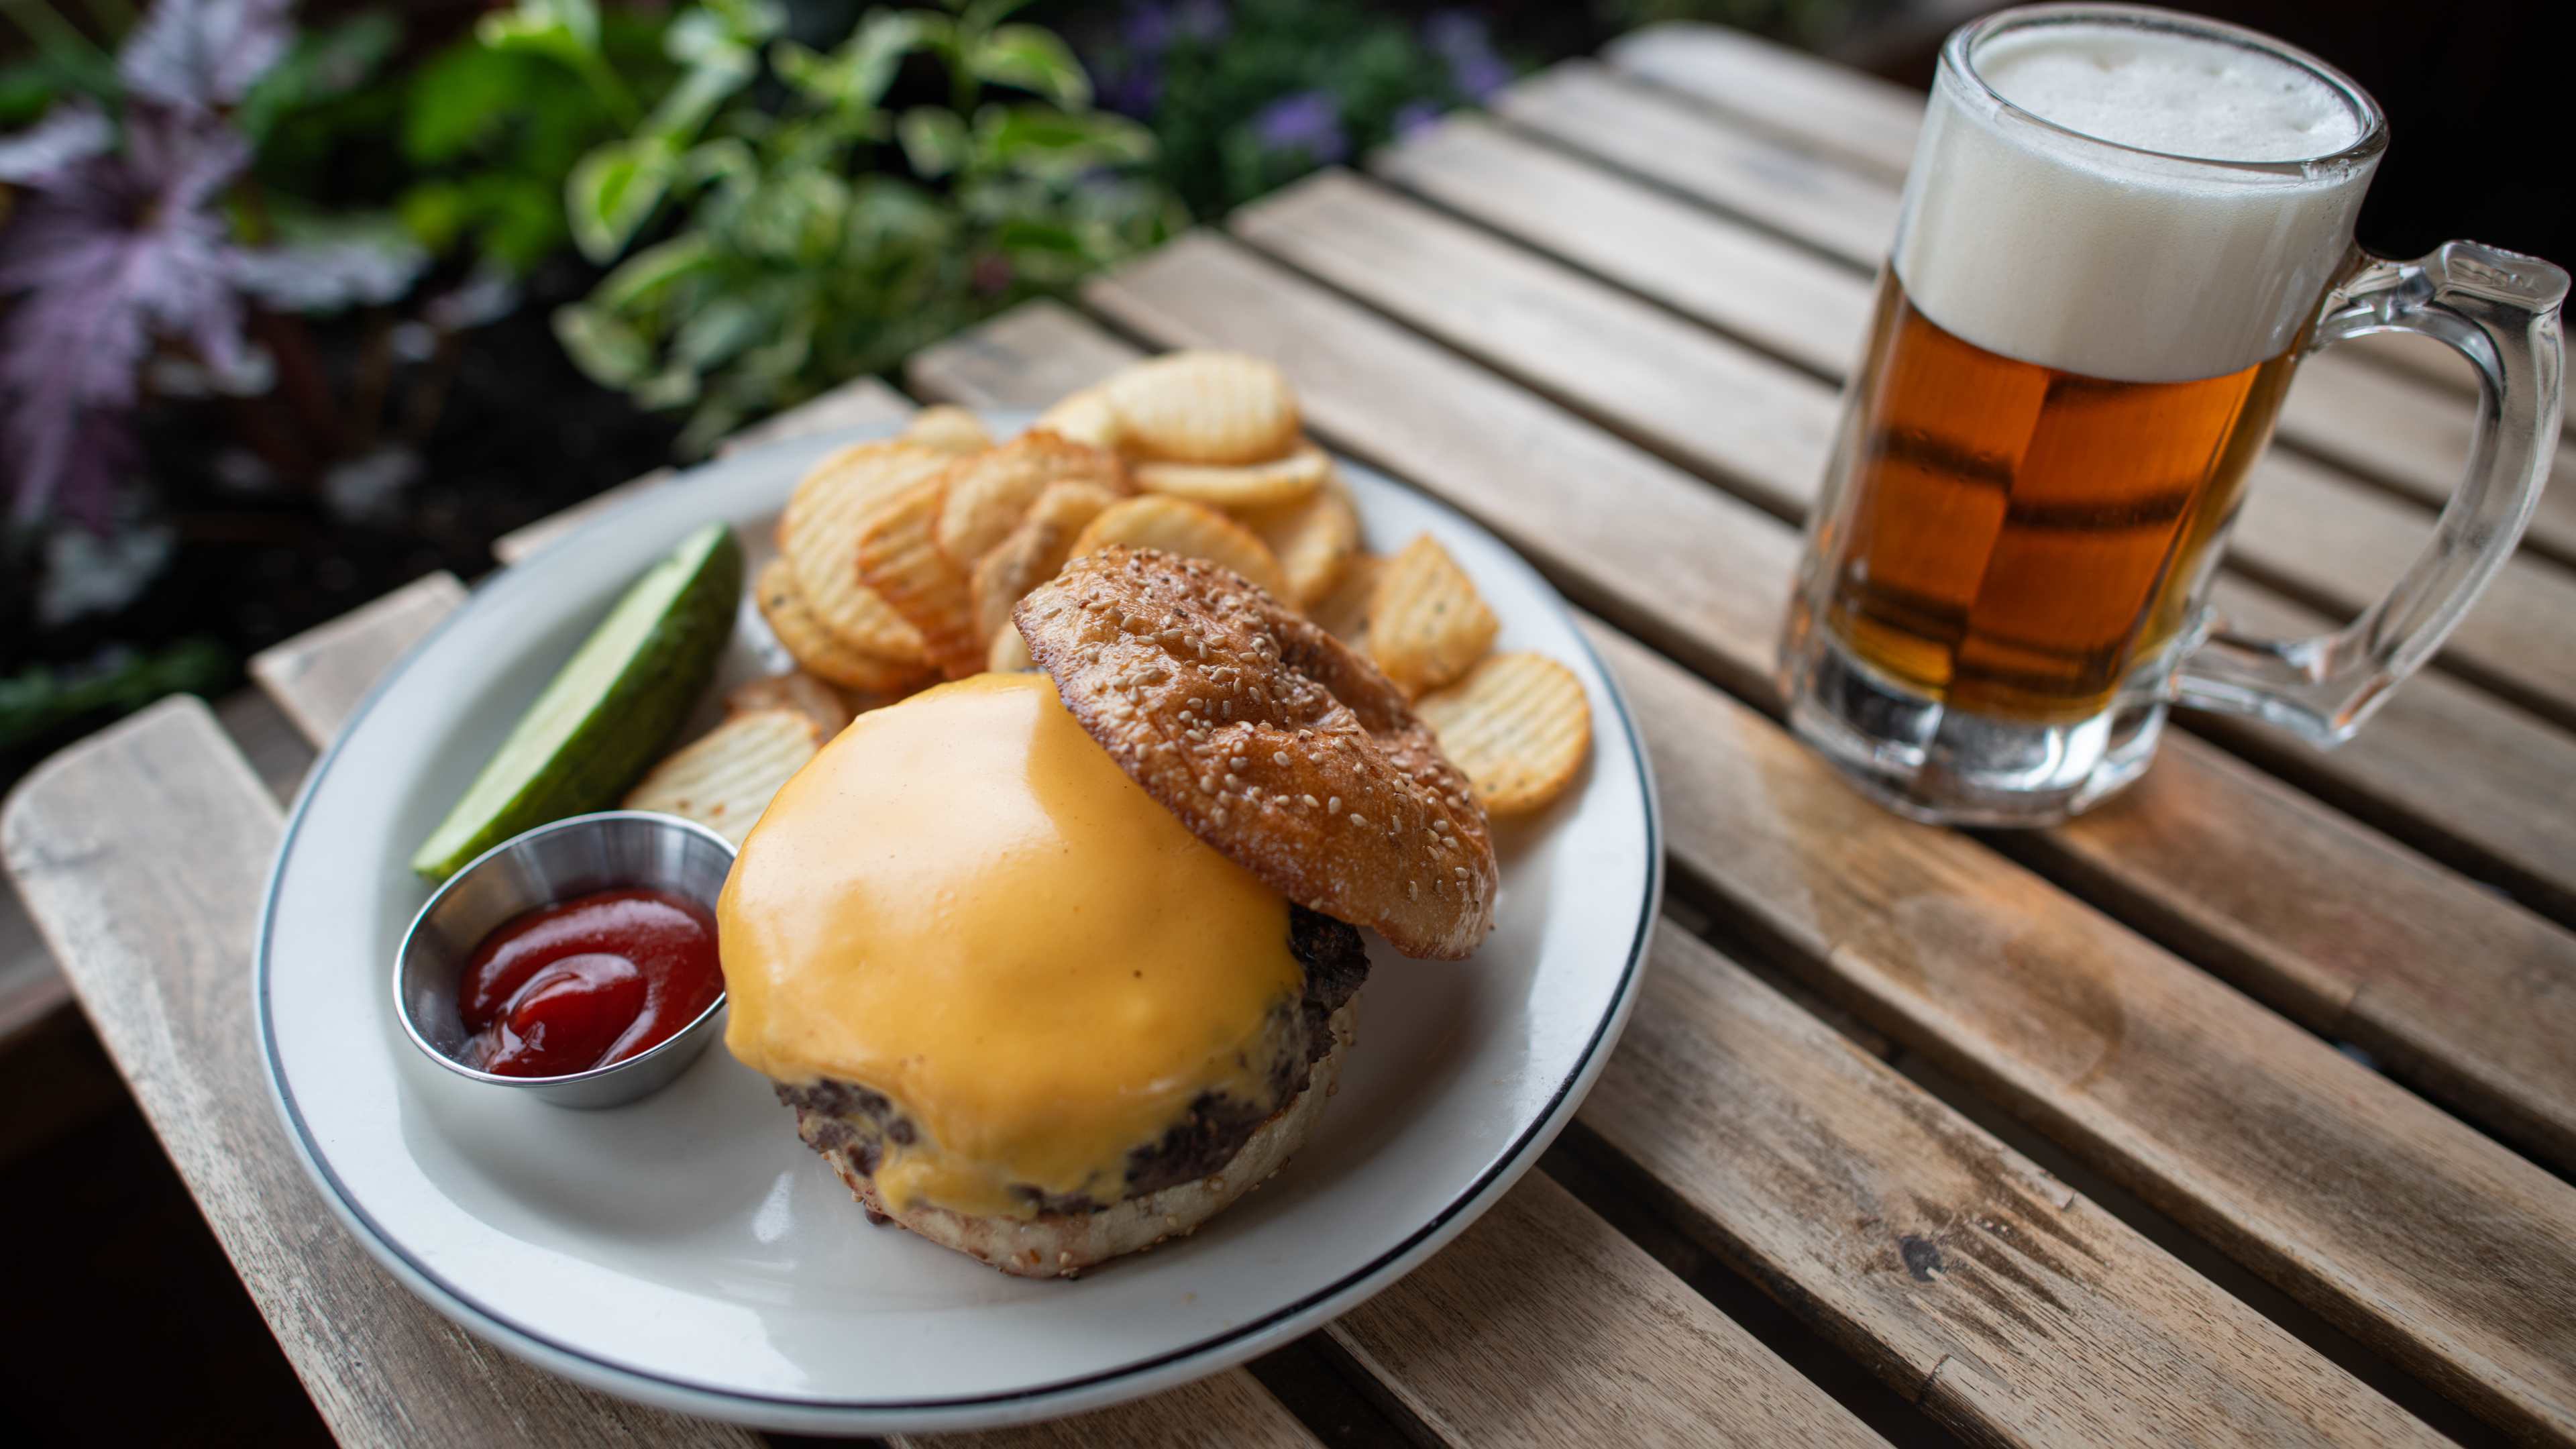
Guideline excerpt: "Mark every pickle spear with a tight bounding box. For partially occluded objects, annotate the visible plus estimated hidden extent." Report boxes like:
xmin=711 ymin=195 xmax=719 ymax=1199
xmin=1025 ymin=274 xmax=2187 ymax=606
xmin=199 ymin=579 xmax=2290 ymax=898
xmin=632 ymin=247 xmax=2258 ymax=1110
xmin=411 ymin=522 xmax=743 ymax=880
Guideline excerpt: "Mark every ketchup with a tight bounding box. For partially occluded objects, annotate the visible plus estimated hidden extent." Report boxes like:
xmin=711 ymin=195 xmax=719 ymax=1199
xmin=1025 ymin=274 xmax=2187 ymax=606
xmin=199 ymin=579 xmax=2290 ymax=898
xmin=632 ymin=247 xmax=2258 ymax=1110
xmin=458 ymin=888 xmax=722 ymax=1077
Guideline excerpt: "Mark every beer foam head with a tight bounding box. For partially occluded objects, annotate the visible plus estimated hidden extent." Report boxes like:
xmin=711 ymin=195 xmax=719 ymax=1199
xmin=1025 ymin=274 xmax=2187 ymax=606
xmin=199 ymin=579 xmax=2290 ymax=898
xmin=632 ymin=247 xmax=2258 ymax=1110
xmin=1892 ymin=15 xmax=2380 ymax=383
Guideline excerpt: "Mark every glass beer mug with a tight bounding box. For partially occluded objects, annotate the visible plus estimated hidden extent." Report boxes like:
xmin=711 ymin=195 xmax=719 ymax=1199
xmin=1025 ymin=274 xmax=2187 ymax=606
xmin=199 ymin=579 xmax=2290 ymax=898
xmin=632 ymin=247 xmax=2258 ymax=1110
xmin=1778 ymin=3 xmax=2565 ymax=826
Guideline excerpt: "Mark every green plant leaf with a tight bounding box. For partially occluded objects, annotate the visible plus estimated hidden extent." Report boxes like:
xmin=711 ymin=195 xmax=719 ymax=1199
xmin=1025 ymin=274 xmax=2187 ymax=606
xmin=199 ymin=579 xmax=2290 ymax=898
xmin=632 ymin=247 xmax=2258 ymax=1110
xmin=896 ymin=105 xmax=969 ymax=178
xmin=967 ymin=24 xmax=1089 ymax=108
xmin=594 ymin=233 xmax=719 ymax=311
xmin=645 ymin=48 xmax=756 ymax=145
xmin=844 ymin=175 xmax=952 ymax=253
xmin=703 ymin=0 xmax=788 ymax=45
xmin=682 ymin=136 xmax=759 ymax=193
xmin=480 ymin=0 xmax=603 ymax=56
xmin=775 ymin=9 xmax=936 ymax=112
xmin=672 ymin=295 xmax=769 ymax=370
xmin=403 ymin=44 xmax=524 ymax=162
xmin=397 ymin=180 xmax=469 ymax=253
xmin=663 ymin=9 xmax=739 ymax=66
xmin=237 ymin=11 xmax=404 ymax=144
xmin=566 ymin=136 xmax=677 ymax=262
xmin=635 ymin=363 xmax=702 ymax=410
xmin=973 ymin=105 xmax=1154 ymax=181
xmin=553 ymin=301 xmax=655 ymax=385
xmin=463 ymin=174 xmax=572 ymax=272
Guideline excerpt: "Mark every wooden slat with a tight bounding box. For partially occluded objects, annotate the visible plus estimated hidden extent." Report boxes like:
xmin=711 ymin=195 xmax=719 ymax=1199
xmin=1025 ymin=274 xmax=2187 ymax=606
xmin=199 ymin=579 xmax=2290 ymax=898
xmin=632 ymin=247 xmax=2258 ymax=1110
xmin=2280 ymin=349 xmax=2576 ymax=566
xmin=2232 ymin=451 xmax=2576 ymax=725
xmin=0 ymin=700 xmax=754 ymax=1449
xmin=1602 ymin=23 xmax=1923 ymax=180
xmin=1381 ymin=114 xmax=2576 ymax=727
xmin=301 ymin=372 xmax=1891 ymax=1449
xmin=490 ymin=379 xmax=916 ymax=566
xmin=898 ymin=1369 xmax=1318 ymax=1449
xmin=1501 ymin=62 xmax=1902 ymax=272
xmin=1225 ymin=179 xmax=2576 ymax=1155
xmin=1563 ymin=48 xmax=2576 ymax=568
xmin=1587 ymin=626 xmax=2576 ymax=1446
xmin=0 ymin=877 xmax=68 ymax=1046
xmin=1386 ymin=115 xmax=1864 ymax=379
xmin=1593 ymin=920 xmax=2443 ymax=1448
xmin=1325 ymin=1175 xmax=1886 ymax=1448
xmin=2198 ymin=576 xmax=2576 ymax=924
xmin=714 ymin=374 xmax=918 ymax=455
xmin=248 ymin=572 xmax=467 ymax=747
xmin=1077 ymin=241 xmax=2576 ymax=1440
xmin=908 ymin=303 xmax=2448 ymax=1449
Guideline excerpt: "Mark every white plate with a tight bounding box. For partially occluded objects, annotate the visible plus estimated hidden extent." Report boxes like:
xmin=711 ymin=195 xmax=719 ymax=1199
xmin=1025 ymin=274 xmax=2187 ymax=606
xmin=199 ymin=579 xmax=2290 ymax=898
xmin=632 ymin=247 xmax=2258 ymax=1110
xmin=257 ymin=420 xmax=1661 ymax=1434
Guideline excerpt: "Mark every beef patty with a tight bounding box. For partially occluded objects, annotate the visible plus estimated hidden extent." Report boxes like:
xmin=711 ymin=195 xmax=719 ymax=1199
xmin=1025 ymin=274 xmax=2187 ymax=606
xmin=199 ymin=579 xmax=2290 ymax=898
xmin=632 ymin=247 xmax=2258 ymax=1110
xmin=775 ymin=904 xmax=1370 ymax=1216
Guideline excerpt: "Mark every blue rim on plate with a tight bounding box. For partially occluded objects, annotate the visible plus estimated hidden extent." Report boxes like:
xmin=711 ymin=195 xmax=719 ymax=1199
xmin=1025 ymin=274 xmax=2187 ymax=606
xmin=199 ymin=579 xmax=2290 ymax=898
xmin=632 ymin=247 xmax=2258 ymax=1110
xmin=253 ymin=419 xmax=1664 ymax=1431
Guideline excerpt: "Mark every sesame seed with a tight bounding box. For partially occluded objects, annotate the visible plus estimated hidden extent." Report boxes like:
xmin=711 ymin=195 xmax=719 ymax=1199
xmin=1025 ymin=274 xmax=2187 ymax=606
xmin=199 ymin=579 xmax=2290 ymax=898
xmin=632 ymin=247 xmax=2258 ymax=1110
xmin=1200 ymin=775 xmax=1218 ymax=792
xmin=1301 ymin=794 xmax=1320 ymax=809
xmin=1348 ymin=813 xmax=1368 ymax=828
xmin=1453 ymin=865 xmax=1469 ymax=878
xmin=1326 ymin=796 xmax=1341 ymax=814
xmin=1273 ymin=752 xmax=1290 ymax=767
xmin=1433 ymin=819 xmax=1452 ymax=834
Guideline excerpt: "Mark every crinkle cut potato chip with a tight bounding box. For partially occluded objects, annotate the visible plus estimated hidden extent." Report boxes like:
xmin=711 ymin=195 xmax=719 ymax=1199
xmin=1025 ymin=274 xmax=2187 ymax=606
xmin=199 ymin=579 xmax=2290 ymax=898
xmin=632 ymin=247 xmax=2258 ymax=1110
xmin=856 ymin=480 xmax=988 ymax=680
xmin=1035 ymin=386 xmax=1122 ymax=449
xmin=1413 ymin=652 xmax=1592 ymax=816
xmin=1369 ymin=533 xmax=1499 ymax=698
xmin=753 ymin=559 xmax=931 ymax=695
xmin=971 ymin=479 xmax=1127 ymax=647
xmin=1242 ymin=472 xmax=1360 ymax=607
xmin=932 ymin=431 xmax=1128 ymax=568
xmin=1070 ymin=495 xmax=1291 ymax=601
xmin=1134 ymin=441 xmax=1330 ymax=510
xmin=1307 ymin=550 xmax=1381 ymax=645
xmin=625 ymin=708 xmax=825 ymax=845
xmin=1103 ymin=351 xmax=1300 ymax=465
xmin=987 ymin=621 xmax=1034 ymax=673
xmin=900 ymin=405 xmax=994 ymax=455
xmin=777 ymin=441 xmax=949 ymax=661
xmin=726 ymin=670 xmax=855 ymax=737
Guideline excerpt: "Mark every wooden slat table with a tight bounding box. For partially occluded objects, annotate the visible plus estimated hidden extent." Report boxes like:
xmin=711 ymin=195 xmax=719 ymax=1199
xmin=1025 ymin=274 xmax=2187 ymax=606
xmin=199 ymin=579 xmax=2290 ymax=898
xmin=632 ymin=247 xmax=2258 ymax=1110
xmin=7 ymin=22 xmax=2573 ymax=1448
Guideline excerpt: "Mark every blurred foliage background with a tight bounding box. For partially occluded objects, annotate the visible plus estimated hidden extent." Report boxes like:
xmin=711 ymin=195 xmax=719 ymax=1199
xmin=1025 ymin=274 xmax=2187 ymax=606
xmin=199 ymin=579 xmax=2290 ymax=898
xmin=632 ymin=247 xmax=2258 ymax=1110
xmin=0 ymin=0 xmax=1894 ymax=781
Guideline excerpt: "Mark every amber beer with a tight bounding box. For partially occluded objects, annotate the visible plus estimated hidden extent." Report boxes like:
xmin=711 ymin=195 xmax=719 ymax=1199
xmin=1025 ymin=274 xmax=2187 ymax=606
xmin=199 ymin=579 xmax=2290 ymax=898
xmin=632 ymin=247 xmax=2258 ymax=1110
xmin=1812 ymin=271 xmax=2301 ymax=722
xmin=1788 ymin=7 xmax=2564 ymax=825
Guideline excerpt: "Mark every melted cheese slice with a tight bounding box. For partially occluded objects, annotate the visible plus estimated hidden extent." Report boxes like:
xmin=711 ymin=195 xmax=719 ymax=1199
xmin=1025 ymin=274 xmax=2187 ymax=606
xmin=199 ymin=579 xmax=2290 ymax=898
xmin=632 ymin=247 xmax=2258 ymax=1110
xmin=718 ymin=672 xmax=1302 ymax=1219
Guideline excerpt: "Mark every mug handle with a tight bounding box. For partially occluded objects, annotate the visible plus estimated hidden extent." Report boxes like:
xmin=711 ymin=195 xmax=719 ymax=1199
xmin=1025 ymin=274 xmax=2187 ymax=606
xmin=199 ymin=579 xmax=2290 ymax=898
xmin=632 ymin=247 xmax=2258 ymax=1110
xmin=2174 ymin=240 xmax=2567 ymax=743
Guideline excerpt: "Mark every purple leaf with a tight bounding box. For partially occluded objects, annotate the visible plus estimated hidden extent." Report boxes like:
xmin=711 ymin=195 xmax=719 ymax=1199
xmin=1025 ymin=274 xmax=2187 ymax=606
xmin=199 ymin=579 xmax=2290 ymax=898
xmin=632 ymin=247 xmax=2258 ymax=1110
xmin=1424 ymin=10 xmax=1511 ymax=100
xmin=228 ymin=225 xmax=429 ymax=312
xmin=1250 ymin=90 xmax=1347 ymax=165
xmin=0 ymin=105 xmax=114 ymax=184
xmin=119 ymin=0 xmax=295 ymax=111
xmin=0 ymin=104 xmax=255 ymax=527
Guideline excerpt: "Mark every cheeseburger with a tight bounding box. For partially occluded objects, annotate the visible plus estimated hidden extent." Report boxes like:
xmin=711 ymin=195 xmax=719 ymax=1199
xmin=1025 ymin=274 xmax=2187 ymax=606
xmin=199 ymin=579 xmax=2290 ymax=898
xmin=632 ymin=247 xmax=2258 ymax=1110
xmin=720 ymin=547 xmax=1497 ymax=1277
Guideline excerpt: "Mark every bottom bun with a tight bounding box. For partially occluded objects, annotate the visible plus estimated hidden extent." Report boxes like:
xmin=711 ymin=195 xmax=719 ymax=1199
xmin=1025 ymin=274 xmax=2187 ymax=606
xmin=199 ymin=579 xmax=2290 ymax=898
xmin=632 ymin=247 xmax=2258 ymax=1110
xmin=816 ymin=998 xmax=1356 ymax=1278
